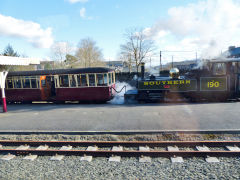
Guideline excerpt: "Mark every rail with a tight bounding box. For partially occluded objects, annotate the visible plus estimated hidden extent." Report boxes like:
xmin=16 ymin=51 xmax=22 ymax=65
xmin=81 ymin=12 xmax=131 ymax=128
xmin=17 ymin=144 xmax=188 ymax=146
xmin=0 ymin=140 xmax=240 ymax=158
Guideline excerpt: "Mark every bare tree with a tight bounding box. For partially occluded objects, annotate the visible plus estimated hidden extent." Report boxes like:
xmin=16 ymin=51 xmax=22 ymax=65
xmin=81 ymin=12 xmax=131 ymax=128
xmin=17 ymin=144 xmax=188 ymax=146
xmin=50 ymin=41 xmax=73 ymax=68
xmin=65 ymin=54 xmax=78 ymax=68
xmin=120 ymin=28 xmax=155 ymax=73
xmin=75 ymin=38 xmax=105 ymax=67
xmin=118 ymin=52 xmax=133 ymax=73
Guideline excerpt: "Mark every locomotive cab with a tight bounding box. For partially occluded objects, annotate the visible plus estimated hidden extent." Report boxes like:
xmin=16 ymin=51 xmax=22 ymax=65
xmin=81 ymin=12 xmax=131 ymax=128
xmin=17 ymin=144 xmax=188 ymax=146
xmin=208 ymin=59 xmax=240 ymax=99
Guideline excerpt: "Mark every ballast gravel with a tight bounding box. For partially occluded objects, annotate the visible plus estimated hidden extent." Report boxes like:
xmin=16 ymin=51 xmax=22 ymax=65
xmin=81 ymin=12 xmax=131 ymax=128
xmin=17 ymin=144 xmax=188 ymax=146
xmin=0 ymin=133 xmax=240 ymax=141
xmin=0 ymin=133 xmax=240 ymax=179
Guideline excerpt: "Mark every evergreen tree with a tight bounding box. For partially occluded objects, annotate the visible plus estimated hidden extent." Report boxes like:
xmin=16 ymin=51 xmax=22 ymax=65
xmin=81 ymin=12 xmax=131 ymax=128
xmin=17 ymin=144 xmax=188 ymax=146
xmin=3 ymin=44 xmax=19 ymax=57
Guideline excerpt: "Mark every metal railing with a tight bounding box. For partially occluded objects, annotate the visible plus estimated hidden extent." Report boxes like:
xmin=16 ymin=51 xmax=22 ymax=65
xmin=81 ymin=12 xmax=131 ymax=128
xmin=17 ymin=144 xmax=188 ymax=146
xmin=110 ymin=85 xmax=126 ymax=97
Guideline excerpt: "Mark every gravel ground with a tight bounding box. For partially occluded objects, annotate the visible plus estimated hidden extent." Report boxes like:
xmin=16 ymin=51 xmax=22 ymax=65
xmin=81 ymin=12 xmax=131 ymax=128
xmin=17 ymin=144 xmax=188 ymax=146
xmin=0 ymin=133 xmax=240 ymax=179
xmin=0 ymin=133 xmax=240 ymax=141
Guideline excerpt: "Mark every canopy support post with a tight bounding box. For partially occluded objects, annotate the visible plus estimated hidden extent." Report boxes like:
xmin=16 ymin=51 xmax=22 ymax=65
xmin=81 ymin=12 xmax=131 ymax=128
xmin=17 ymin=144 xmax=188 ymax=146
xmin=0 ymin=71 xmax=8 ymax=113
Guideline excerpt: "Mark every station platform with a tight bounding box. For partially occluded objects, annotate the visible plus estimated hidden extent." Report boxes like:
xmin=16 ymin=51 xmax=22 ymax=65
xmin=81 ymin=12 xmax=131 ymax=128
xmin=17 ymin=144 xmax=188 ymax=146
xmin=0 ymin=102 xmax=240 ymax=132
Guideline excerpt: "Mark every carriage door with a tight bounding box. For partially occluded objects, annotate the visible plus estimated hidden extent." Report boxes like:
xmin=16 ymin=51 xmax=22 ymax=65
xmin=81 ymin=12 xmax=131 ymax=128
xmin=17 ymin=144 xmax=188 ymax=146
xmin=40 ymin=76 xmax=51 ymax=100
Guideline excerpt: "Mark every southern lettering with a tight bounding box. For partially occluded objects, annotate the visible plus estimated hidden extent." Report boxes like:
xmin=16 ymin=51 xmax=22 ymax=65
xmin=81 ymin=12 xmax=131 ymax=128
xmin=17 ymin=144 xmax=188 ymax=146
xmin=143 ymin=80 xmax=191 ymax=86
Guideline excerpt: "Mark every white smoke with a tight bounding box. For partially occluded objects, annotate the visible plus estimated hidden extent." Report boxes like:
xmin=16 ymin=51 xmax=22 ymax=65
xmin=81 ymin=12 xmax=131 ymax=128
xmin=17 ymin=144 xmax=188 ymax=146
xmin=147 ymin=67 xmax=159 ymax=76
xmin=144 ymin=0 xmax=240 ymax=60
xmin=193 ymin=59 xmax=206 ymax=69
xmin=109 ymin=81 xmax=136 ymax=104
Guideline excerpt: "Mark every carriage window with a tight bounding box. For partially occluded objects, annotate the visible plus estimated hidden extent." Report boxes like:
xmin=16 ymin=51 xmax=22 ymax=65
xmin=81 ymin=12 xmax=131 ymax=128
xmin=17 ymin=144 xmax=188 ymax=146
xmin=53 ymin=75 xmax=59 ymax=88
xmin=112 ymin=72 xmax=115 ymax=83
xmin=7 ymin=79 xmax=13 ymax=88
xmin=213 ymin=63 xmax=226 ymax=75
xmin=41 ymin=79 xmax=46 ymax=87
xmin=23 ymin=78 xmax=30 ymax=88
xmin=77 ymin=74 xmax=87 ymax=86
xmin=96 ymin=74 xmax=105 ymax=86
xmin=88 ymin=74 xmax=95 ymax=86
xmin=109 ymin=73 xmax=112 ymax=84
xmin=69 ymin=75 xmax=76 ymax=87
xmin=31 ymin=79 xmax=37 ymax=88
xmin=59 ymin=75 xmax=69 ymax=87
xmin=14 ymin=78 xmax=22 ymax=88
xmin=104 ymin=74 xmax=108 ymax=85
xmin=77 ymin=75 xmax=80 ymax=86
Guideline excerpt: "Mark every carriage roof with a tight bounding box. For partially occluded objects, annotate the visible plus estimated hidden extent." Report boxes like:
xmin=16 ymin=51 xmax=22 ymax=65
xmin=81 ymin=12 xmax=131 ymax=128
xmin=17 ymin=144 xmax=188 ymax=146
xmin=8 ymin=67 xmax=114 ymax=76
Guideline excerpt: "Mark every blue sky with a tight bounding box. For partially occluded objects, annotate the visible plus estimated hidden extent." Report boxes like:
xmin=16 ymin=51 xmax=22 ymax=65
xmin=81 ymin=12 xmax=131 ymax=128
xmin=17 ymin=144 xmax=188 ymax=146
xmin=0 ymin=0 xmax=240 ymax=65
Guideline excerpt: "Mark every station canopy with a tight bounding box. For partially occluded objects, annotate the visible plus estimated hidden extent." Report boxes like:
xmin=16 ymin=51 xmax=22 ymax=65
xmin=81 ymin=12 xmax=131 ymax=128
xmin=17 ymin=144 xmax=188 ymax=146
xmin=206 ymin=57 xmax=240 ymax=63
xmin=0 ymin=55 xmax=40 ymax=66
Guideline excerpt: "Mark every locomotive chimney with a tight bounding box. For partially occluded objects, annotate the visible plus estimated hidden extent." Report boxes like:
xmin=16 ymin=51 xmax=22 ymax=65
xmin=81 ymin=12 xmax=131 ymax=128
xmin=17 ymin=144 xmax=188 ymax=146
xmin=140 ymin=62 xmax=145 ymax=80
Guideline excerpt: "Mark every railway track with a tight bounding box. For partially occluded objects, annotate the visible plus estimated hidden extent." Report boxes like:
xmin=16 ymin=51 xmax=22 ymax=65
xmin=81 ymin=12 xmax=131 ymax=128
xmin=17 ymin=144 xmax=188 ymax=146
xmin=0 ymin=140 xmax=240 ymax=162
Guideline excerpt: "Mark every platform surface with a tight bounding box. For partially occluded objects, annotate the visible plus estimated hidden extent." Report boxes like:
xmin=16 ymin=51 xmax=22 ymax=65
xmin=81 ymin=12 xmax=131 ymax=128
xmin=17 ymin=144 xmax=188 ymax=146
xmin=0 ymin=102 xmax=239 ymax=131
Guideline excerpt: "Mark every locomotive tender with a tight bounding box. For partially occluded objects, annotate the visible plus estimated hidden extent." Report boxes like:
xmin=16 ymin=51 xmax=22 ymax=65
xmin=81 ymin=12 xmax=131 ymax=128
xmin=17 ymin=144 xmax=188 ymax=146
xmin=125 ymin=58 xmax=240 ymax=102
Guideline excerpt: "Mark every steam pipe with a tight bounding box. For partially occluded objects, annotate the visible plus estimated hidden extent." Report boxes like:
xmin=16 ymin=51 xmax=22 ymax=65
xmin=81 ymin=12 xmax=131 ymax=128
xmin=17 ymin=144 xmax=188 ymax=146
xmin=160 ymin=51 xmax=162 ymax=75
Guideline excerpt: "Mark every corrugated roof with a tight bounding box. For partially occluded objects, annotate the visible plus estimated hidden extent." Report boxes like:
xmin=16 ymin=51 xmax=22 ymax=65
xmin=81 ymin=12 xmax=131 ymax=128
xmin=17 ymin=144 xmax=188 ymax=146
xmin=208 ymin=57 xmax=240 ymax=63
xmin=229 ymin=47 xmax=240 ymax=56
xmin=0 ymin=56 xmax=40 ymax=65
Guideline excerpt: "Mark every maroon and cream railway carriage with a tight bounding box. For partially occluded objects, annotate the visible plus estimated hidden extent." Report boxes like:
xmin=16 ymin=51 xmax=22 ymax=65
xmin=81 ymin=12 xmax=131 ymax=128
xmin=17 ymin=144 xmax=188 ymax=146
xmin=2 ymin=67 xmax=115 ymax=103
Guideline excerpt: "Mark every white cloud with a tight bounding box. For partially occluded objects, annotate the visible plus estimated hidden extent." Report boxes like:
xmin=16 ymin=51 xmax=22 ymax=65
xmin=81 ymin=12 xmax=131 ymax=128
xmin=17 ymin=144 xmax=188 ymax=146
xmin=79 ymin=8 xmax=93 ymax=20
xmin=143 ymin=27 xmax=169 ymax=39
xmin=68 ymin=0 xmax=88 ymax=4
xmin=146 ymin=0 xmax=240 ymax=59
xmin=80 ymin=8 xmax=86 ymax=18
xmin=0 ymin=14 xmax=54 ymax=48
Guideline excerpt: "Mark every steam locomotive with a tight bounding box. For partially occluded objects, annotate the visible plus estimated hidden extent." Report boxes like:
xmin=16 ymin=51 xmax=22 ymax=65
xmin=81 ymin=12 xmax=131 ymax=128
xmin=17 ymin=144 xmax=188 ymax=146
xmin=124 ymin=58 xmax=240 ymax=102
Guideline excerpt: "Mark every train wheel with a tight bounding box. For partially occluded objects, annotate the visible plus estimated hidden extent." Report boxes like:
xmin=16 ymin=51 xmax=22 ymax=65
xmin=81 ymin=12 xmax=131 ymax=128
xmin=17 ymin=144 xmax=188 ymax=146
xmin=217 ymin=97 xmax=228 ymax=102
xmin=95 ymin=101 xmax=107 ymax=104
xmin=138 ymin=100 xmax=146 ymax=104
xmin=54 ymin=101 xmax=65 ymax=104
xmin=21 ymin=101 xmax=32 ymax=104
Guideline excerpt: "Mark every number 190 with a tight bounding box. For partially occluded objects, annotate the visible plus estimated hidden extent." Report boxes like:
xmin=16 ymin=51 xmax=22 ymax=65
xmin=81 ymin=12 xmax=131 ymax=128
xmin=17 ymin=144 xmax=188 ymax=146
xmin=207 ymin=81 xmax=219 ymax=88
